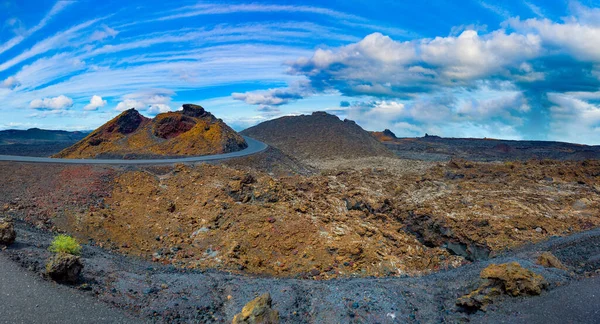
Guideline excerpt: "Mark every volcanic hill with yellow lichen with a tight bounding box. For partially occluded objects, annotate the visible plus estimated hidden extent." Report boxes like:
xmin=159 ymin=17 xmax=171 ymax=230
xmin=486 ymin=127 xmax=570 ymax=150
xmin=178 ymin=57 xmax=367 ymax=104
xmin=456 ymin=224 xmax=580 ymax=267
xmin=53 ymin=104 xmax=247 ymax=159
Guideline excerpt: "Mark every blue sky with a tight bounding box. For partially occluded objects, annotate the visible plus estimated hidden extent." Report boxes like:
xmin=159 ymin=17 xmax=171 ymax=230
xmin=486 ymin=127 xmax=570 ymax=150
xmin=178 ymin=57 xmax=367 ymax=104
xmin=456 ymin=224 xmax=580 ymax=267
xmin=2 ymin=0 xmax=600 ymax=143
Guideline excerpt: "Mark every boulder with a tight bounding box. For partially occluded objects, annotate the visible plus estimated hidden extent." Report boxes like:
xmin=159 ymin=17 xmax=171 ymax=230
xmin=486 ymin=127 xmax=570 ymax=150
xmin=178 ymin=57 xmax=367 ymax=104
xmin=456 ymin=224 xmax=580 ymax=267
xmin=457 ymin=262 xmax=547 ymax=312
xmin=0 ymin=218 xmax=16 ymax=246
xmin=46 ymin=253 xmax=83 ymax=283
xmin=232 ymin=293 xmax=279 ymax=324
xmin=456 ymin=285 xmax=501 ymax=312
xmin=481 ymin=262 xmax=547 ymax=296
xmin=536 ymin=252 xmax=568 ymax=270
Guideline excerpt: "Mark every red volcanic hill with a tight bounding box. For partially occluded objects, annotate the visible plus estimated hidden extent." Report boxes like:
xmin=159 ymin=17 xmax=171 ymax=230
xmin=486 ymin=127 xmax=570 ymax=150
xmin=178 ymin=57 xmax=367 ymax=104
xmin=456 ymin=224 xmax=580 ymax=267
xmin=370 ymin=129 xmax=398 ymax=142
xmin=241 ymin=111 xmax=393 ymax=160
xmin=54 ymin=104 xmax=247 ymax=159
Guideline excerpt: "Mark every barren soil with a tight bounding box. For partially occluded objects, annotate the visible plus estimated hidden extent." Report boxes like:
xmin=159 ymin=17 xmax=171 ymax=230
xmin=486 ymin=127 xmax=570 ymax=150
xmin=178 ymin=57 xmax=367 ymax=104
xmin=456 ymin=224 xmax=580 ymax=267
xmin=3 ymin=148 xmax=600 ymax=322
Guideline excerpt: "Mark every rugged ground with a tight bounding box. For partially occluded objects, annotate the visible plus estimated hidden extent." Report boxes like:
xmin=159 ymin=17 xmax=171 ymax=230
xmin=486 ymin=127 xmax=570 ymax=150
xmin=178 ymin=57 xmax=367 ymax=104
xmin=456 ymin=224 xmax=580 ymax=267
xmin=4 ymin=218 xmax=600 ymax=323
xmin=54 ymin=104 xmax=247 ymax=159
xmin=3 ymin=128 xmax=600 ymax=322
xmin=4 ymin=158 xmax=599 ymax=279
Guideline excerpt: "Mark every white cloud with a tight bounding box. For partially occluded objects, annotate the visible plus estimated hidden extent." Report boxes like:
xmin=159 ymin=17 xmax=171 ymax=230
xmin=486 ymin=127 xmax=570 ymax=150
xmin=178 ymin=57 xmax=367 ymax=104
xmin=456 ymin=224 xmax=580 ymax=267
xmin=0 ymin=18 xmax=100 ymax=72
xmin=524 ymin=1 xmax=544 ymax=18
xmin=90 ymin=25 xmax=118 ymax=41
xmin=83 ymin=95 xmax=107 ymax=111
xmin=115 ymin=90 xmax=173 ymax=114
xmin=507 ymin=16 xmax=600 ymax=62
xmin=287 ymin=30 xmax=541 ymax=98
xmin=29 ymin=95 xmax=73 ymax=110
xmin=1 ymin=76 xmax=20 ymax=89
xmin=477 ymin=1 xmax=512 ymax=19
xmin=547 ymin=93 xmax=600 ymax=144
xmin=157 ymin=3 xmax=364 ymax=22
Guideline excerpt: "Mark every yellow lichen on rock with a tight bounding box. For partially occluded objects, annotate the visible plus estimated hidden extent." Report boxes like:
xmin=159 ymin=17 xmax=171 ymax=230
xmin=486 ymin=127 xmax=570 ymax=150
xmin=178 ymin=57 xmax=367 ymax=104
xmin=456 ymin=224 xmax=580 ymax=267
xmin=480 ymin=262 xmax=547 ymax=296
xmin=536 ymin=252 xmax=568 ymax=270
xmin=232 ymin=293 xmax=279 ymax=324
xmin=457 ymin=262 xmax=547 ymax=312
xmin=54 ymin=104 xmax=247 ymax=159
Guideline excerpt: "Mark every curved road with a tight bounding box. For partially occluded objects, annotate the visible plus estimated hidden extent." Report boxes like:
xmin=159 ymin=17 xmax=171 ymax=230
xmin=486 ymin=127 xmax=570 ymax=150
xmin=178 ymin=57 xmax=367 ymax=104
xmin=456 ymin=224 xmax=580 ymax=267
xmin=0 ymin=136 xmax=267 ymax=165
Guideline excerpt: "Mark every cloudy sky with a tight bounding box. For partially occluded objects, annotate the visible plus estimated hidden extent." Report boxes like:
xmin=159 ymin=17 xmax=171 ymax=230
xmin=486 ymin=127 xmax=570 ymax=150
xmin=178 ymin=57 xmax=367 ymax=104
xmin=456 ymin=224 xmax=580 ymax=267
xmin=2 ymin=0 xmax=600 ymax=143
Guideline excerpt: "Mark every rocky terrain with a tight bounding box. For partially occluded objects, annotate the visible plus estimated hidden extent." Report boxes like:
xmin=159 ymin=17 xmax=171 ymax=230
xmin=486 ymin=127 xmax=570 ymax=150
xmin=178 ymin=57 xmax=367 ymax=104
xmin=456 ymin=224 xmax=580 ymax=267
xmin=2 ymin=114 xmax=600 ymax=322
xmin=241 ymin=111 xmax=393 ymax=161
xmin=54 ymin=104 xmax=247 ymax=159
xmin=0 ymin=128 xmax=88 ymax=157
xmin=2 ymin=158 xmax=600 ymax=281
xmin=372 ymin=130 xmax=600 ymax=161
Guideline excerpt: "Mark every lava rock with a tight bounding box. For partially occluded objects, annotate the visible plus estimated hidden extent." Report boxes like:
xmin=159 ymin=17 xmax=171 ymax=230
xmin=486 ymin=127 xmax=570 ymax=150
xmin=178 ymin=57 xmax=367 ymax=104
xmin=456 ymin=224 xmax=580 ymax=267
xmin=232 ymin=292 xmax=279 ymax=324
xmin=0 ymin=218 xmax=16 ymax=246
xmin=457 ymin=262 xmax=547 ymax=312
xmin=536 ymin=252 xmax=568 ymax=270
xmin=46 ymin=253 xmax=83 ymax=283
xmin=481 ymin=262 xmax=547 ymax=296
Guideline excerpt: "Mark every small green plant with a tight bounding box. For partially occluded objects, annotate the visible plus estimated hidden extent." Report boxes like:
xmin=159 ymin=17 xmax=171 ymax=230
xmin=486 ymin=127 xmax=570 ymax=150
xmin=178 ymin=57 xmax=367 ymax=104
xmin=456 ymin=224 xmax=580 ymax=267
xmin=48 ymin=235 xmax=81 ymax=256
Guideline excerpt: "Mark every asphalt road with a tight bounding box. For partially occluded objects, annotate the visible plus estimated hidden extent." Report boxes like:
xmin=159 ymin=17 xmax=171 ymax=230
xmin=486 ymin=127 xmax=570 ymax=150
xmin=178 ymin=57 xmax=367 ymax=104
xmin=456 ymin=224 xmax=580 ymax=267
xmin=0 ymin=254 xmax=141 ymax=324
xmin=473 ymin=275 xmax=600 ymax=323
xmin=0 ymin=136 xmax=267 ymax=165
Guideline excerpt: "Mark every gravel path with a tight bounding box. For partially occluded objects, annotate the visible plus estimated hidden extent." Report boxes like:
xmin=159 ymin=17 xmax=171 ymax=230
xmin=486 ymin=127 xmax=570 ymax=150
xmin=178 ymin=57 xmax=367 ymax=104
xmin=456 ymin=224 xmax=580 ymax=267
xmin=0 ymin=253 xmax=142 ymax=324
xmin=0 ymin=136 xmax=267 ymax=164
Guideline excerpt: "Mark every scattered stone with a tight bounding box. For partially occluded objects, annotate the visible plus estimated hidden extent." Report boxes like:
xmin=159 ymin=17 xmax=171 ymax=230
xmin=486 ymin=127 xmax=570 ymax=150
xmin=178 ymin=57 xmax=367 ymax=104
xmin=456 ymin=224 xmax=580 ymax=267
xmin=535 ymin=227 xmax=543 ymax=233
xmin=457 ymin=262 xmax=547 ymax=313
xmin=0 ymin=218 xmax=16 ymax=246
xmin=573 ymin=199 xmax=589 ymax=210
xmin=79 ymin=283 xmax=92 ymax=291
xmin=537 ymin=252 xmax=568 ymax=270
xmin=456 ymin=285 xmax=501 ymax=312
xmin=167 ymin=202 xmax=176 ymax=213
xmin=46 ymin=252 xmax=83 ymax=283
xmin=232 ymin=292 xmax=279 ymax=324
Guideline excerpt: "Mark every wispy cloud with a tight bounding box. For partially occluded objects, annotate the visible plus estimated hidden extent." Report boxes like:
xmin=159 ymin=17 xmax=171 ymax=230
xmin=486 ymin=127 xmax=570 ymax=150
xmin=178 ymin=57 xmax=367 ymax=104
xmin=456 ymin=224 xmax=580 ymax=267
xmin=477 ymin=0 xmax=512 ymax=19
xmin=158 ymin=3 xmax=366 ymax=22
xmin=0 ymin=1 xmax=72 ymax=55
xmin=0 ymin=18 xmax=100 ymax=72
xmin=524 ymin=1 xmax=544 ymax=18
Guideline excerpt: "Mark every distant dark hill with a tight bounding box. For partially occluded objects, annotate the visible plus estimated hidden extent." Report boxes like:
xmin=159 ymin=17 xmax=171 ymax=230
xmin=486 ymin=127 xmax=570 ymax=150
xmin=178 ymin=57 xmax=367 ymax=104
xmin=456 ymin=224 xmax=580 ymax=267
xmin=0 ymin=128 xmax=88 ymax=144
xmin=372 ymin=132 xmax=600 ymax=161
xmin=241 ymin=112 xmax=393 ymax=160
xmin=0 ymin=128 xmax=90 ymax=157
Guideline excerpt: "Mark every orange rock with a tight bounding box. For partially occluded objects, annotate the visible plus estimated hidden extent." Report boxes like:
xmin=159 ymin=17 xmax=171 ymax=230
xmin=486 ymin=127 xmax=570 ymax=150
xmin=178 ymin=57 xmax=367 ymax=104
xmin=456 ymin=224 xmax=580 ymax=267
xmin=232 ymin=293 xmax=279 ymax=324
xmin=536 ymin=252 xmax=568 ymax=270
xmin=480 ymin=262 xmax=547 ymax=296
